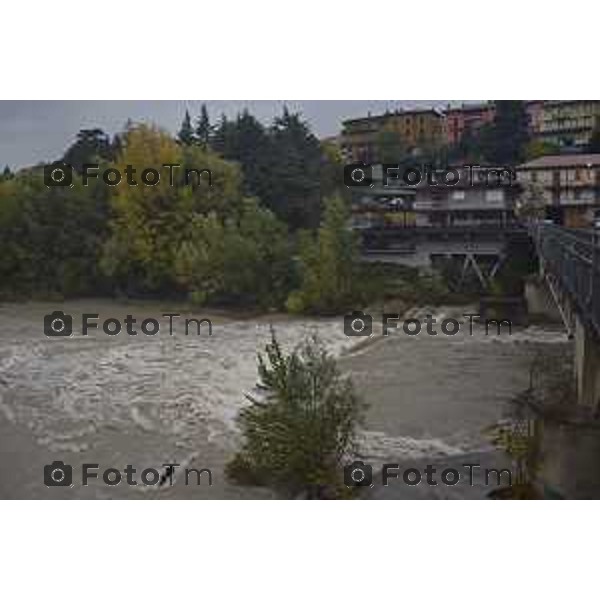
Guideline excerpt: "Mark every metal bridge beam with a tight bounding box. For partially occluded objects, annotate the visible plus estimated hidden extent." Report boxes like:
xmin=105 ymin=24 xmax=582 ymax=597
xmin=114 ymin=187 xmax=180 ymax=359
xmin=532 ymin=223 xmax=600 ymax=412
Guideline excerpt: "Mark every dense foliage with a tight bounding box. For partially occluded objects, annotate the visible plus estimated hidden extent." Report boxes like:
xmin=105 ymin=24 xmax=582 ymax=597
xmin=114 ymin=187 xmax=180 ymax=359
xmin=0 ymin=108 xmax=359 ymax=312
xmin=286 ymin=195 xmax=366 ymax=314
xmin=0 ymin=168 xmax=110 ymax=298
xmin=174 ymin=199 xmax=294 ymax=307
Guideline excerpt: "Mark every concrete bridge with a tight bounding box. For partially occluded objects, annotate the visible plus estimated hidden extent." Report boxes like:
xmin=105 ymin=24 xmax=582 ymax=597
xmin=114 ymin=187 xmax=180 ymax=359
xmin=358 ymin=222 xmax=600 ymax=496
xmin=529 ymin=224 xmax=600 ymax=411
xmin=526 ymin=224 xmax=600 ymax=497
xmin=359 ymin=222 xmax=600 ymax=411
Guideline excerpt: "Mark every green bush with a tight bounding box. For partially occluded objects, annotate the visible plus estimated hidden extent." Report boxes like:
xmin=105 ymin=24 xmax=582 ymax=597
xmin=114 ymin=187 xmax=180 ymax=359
xmin=226 ymin=331 xmax=366 ymax=498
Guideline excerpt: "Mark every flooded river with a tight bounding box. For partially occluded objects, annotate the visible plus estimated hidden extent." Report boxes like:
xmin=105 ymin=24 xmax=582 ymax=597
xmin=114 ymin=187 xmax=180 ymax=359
xmin=0 ymin=300 xmax=569 ymax=498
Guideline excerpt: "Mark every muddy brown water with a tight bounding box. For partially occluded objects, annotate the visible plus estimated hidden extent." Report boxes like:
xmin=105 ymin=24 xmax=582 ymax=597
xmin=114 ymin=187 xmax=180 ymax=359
xmin=0 ymin=301 xmax=568 ymax=498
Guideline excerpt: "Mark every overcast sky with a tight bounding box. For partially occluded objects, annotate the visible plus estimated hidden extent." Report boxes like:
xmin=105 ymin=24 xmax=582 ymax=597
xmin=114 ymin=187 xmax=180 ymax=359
xmin=0 ymin=100 xmax=456 ymax=170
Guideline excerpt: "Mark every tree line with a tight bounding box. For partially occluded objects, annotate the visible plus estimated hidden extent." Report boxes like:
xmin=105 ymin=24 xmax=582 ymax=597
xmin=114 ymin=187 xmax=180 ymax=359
xmin=0 ymin=107 xmax=373 ymax=314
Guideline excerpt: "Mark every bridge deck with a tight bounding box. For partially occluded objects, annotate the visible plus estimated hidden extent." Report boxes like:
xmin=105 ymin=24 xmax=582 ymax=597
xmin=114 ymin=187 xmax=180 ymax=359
xmin=533 ymin=225 xmax=600 ymax=338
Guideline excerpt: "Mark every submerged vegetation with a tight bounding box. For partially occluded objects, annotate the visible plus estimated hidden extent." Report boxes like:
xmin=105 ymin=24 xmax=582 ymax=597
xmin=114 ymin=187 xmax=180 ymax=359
xmin=226 ymin=332 xmax=366 ymax=498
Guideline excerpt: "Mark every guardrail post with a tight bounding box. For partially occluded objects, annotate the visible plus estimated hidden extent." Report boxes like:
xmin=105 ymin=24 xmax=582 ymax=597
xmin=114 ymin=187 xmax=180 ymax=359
xmin=592 ymin=229 xmax=599 ymax=329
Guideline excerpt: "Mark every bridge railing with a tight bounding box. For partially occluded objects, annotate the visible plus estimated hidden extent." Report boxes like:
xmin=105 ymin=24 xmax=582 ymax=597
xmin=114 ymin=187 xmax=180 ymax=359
xmin=534 ymin=224 xmax=600 ymax=336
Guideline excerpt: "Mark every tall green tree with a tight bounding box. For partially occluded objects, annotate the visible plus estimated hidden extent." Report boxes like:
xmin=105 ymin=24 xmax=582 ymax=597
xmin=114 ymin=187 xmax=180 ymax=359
xmin=211 ymin=107 xmax=330 ymax=230
xmin=177 ymin=110 xmax=195 ymax=146
xmin=1 ymin=165 xmax=12 ymax=180
xmin=214 ymin=110 xmax=272 ymax=203
xmin=62 ymin=128 xmax=114 ymax=172
xmin=481 ymin=101 xmax=529 ymax=165
xmin=195 ymin=104 xmax=211 ymax=149
xmin=266 ymin=108 xmax=322 ymax=229
xmin=320 ymin=140 xmax=348 ymax=202
xmin=210 ymin=113 xmax=233 ymax=155
xmin=286 ymin=195 xmax=362 ymax=314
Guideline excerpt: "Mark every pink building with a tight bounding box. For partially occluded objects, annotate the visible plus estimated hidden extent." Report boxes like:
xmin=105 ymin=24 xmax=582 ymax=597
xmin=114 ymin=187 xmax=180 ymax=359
xmin=525 ymin=100 xmax=544 ymax=135
xmin=444 ymin=102 xmax=496 ymax=145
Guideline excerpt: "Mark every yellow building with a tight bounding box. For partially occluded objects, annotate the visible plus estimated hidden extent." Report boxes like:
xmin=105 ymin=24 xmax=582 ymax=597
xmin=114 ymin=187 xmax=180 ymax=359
xmin=341 ymin=108 xmax=445 ymax=163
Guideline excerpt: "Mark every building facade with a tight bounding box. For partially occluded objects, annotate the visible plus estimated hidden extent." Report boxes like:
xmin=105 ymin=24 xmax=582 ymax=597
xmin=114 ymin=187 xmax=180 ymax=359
xmin=341 ymin=101 xmax=600 ymax=168
xmin=444 ymin=102 xmax=496 ymax=146
xmin=517 ymin=154 xmax=600 ymax=227
xmin=537 ymin=101 xmax=600 ymax=149
xmin=412 ymin=177 xmax=517 ymax=228
xmin=525 ymin=101 xmax=544 ymax=136
xmin=350 ymin=167 xmax=518 ymax=230
xmin=341 ymin=108 xmax=445 ymax=163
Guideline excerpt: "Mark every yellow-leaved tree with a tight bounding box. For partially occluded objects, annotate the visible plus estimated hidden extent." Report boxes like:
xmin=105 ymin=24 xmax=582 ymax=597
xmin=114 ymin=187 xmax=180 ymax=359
xmin=100 ymin=123 xmax=243 ymax=294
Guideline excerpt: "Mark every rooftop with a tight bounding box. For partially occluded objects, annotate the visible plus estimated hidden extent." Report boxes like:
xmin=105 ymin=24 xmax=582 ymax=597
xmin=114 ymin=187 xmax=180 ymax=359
xmin=343 ymin=107 xmax=444 ymax=126
xmin=517 ymin=154 xmax=600 ymax=169
xmin=445 ymin=102 xmax=495 ymax=114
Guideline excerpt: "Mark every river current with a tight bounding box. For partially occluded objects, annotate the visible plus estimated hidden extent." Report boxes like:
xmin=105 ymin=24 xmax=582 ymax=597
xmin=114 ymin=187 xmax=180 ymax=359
xmin=0 ymin=300 xmax=568 ymax=498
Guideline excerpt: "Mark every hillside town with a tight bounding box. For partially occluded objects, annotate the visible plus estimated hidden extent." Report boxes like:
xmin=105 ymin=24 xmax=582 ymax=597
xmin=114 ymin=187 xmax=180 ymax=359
xmin=338 ymin=100 xmax=600 ymax=162
xmin=332 ymin=101 xmax=600 ymax=231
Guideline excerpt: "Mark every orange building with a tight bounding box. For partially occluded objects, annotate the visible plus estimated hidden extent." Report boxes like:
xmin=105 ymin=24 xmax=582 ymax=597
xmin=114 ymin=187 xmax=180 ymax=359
xmin=341 ymin=108 xmax=445 ymax=163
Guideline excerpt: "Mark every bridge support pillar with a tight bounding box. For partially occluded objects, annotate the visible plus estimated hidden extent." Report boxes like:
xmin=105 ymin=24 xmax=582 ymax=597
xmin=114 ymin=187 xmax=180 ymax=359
xmin=574 ymin=315 xmax=600 ymax=410
xmin=524 ymin=276 xmax=562 ymax=323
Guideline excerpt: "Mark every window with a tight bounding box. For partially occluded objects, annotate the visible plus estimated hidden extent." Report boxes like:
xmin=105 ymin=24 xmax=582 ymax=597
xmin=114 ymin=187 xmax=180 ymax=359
xmin=452 ymin=190 xmax=465 ymax=201
xmin=486 ymin=190 xmax=503 ymax=203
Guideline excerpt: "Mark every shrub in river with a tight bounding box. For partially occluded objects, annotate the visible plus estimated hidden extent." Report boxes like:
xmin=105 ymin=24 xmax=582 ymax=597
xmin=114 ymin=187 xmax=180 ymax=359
xmin=225 ymin=331 xmax=366 ymax=498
